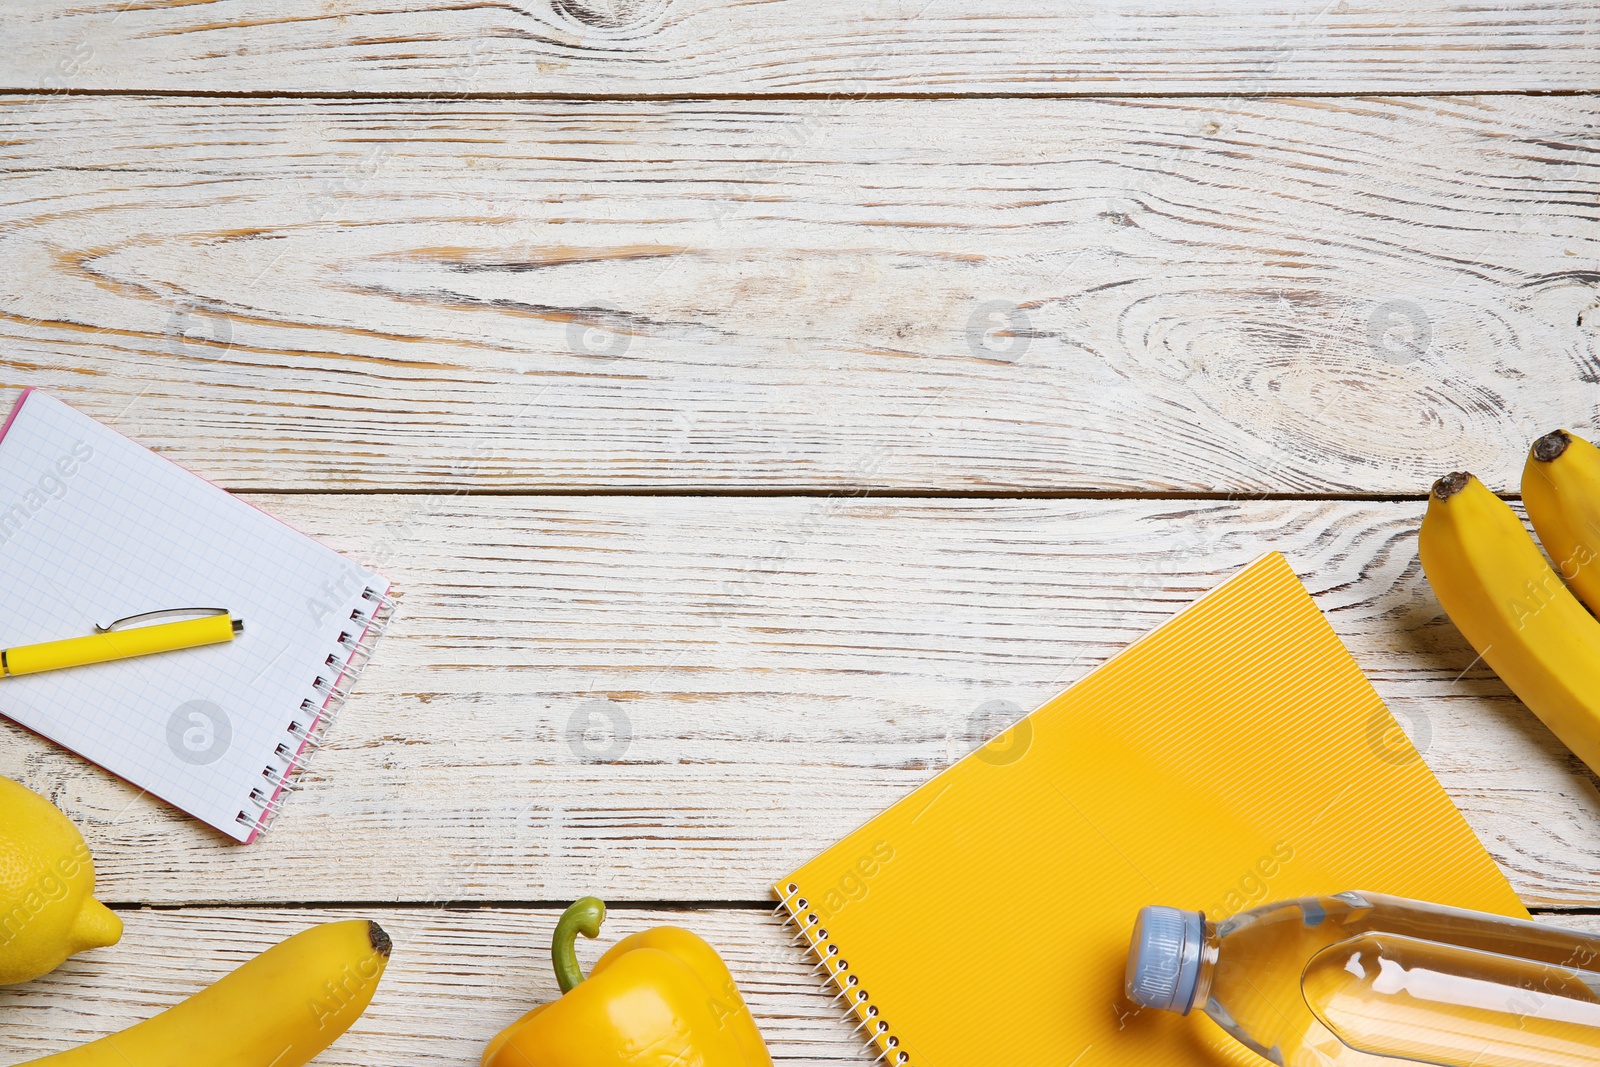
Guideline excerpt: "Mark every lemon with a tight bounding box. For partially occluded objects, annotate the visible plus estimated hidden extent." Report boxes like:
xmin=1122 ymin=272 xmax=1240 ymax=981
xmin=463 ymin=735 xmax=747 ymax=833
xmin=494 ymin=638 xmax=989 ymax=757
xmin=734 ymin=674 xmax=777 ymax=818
xmin=0 ymin=775 xmax=121 ymax=984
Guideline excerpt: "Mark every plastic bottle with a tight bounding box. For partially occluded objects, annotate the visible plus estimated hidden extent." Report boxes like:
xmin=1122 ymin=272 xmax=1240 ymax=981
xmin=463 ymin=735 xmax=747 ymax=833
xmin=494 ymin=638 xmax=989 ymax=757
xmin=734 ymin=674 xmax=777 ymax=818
xmin=1124 ymin=890 xmax=1600 ymax=1066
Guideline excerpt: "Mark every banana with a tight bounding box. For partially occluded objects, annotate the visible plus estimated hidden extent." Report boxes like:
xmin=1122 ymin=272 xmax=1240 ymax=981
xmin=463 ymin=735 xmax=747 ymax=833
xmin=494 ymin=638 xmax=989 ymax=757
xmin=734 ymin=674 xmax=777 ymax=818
xmin=1419 ymin=471 xmax=1600 ymax=777
xmin=1523 ymin=429 xmax=1600 ymax=616
xmin=21 ymin=919 xmax=390 ymax=1067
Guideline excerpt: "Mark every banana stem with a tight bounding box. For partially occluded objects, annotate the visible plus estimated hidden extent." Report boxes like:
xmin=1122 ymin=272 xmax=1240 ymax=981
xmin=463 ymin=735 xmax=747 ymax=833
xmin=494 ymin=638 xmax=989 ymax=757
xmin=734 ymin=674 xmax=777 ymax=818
xmin=1534 ymin=430 xmax=1572 ymax=463
xmin=1432 ymin=472 xmax=1470 ymax=500
xmin=552 ymin=897 xmax=607 ymax=993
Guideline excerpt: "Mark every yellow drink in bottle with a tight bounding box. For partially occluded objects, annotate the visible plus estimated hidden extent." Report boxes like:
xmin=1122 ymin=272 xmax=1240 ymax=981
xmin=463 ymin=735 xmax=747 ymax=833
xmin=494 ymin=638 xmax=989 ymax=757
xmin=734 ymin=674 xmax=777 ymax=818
xmin=1126 ymin=891 xmax=1600 ymax=1066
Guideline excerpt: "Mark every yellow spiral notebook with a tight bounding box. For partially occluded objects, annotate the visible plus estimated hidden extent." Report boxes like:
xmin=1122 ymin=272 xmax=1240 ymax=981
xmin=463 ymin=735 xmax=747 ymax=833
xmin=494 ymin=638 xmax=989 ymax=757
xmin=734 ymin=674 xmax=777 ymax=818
xmin=775 ymin=552 xmax=1523 ymax=1067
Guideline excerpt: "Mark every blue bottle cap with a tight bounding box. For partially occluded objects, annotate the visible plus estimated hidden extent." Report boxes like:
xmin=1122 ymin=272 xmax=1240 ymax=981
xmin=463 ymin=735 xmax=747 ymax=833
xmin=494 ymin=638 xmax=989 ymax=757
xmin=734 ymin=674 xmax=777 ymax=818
xmin=1125 ymin=905 xmax=1205 ymax=1014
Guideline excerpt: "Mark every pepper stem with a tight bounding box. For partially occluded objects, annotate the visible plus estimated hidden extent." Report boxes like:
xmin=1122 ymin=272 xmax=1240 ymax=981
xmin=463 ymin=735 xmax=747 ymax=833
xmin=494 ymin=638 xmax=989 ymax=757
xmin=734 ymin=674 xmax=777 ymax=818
xmin=552 ymin=897 xmax=606 ymax=993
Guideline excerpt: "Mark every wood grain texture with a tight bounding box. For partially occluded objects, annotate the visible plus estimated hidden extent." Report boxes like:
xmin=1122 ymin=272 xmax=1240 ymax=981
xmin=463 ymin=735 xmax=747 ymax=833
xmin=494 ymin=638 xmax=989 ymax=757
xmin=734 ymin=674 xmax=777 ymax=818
xmin=3 ymin=905 xmax=1598 ymax=1066
xmin=0 ymin=906 xmax=860 ymax=1066
xmin=2 ymin=96 xmax=1597 ymax=494
xmin=2 ymin=0 xmax=1597 ymax=95
xmin=7 ymin=495 xmax=1600 ymax=907
xmin=7 ymin=2 xmax=1592 ymax=1056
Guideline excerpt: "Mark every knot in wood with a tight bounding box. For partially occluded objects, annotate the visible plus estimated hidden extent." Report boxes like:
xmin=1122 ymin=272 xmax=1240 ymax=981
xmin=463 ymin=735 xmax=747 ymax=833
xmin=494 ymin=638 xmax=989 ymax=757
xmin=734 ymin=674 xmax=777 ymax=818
xmin=552 ymin=0 xmax=666 ymax=32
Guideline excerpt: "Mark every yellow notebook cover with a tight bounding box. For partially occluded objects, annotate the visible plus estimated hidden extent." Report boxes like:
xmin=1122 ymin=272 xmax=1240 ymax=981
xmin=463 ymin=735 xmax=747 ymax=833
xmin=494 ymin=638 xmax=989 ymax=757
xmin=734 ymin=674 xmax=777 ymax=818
xmin=775 ymin=553 xmax=1524 ymax=1067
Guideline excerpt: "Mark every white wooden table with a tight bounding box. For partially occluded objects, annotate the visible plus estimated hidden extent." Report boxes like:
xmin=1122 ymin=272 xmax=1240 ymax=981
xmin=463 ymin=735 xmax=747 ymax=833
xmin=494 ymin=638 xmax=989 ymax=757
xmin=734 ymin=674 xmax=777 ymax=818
xmin=2 ymin=4 xmax=1599 ymax=1063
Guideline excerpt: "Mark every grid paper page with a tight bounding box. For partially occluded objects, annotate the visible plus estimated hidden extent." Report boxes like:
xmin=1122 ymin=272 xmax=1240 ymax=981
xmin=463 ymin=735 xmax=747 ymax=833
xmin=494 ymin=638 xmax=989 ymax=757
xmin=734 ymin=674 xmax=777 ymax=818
xmin=0 ymin=391 xmax=386 ymax=841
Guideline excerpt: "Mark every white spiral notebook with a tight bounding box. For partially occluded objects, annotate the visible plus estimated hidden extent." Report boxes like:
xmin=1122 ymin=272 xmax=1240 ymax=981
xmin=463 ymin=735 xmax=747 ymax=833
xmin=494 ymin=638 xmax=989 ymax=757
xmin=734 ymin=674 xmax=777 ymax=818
xmin=0 ymin=390 xmax=393 ymax=842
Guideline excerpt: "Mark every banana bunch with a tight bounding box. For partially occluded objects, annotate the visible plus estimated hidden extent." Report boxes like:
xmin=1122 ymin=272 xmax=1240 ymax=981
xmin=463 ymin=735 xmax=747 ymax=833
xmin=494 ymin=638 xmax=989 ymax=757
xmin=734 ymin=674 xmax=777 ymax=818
xmin=19 ymin=919 xmax=390 ymax=1067
xmin=1419 ymin=430 xmax=1600 ymax=775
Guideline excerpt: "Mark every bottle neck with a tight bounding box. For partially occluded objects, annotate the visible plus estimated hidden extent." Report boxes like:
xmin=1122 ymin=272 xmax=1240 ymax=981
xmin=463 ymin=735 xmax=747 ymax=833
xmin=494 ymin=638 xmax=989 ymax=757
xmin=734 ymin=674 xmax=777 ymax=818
xmin=1188 ymin=923 xmax=1220 ymax=1014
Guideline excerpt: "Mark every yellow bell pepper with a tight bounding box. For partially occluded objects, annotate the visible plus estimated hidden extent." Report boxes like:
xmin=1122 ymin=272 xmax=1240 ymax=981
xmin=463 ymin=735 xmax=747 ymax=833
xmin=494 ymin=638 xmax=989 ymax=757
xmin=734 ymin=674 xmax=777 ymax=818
xmin=483 ymin=897 xmax=775 ymax=1067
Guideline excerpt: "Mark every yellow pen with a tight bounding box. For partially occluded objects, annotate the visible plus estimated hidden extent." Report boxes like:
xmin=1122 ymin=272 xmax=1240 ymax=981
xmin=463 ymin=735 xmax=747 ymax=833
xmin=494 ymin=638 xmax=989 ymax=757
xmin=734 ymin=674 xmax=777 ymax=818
xmin=1 ymin=608 xmax=243 ymax=677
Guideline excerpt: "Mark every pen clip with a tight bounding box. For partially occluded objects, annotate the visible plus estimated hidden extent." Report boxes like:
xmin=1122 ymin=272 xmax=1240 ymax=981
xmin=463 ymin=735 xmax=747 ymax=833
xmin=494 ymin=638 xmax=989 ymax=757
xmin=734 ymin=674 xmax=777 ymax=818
xmin=95 ymin=607 xmax=231 ymax=633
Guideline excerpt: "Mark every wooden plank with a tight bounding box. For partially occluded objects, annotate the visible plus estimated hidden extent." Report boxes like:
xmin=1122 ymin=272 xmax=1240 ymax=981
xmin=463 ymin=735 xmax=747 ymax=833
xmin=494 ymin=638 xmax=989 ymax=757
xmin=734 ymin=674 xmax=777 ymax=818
xmin=4 ymin=905 xmax=1597 ymax=1066
xmin=2 ymin=96 xmax=1597 ymax=494
xmin=2 ymin=1 xmax=1597 ymax=95
xmin=0 ymin=906 xmax=862 ymax=1066
xmin=7 ymin=495 xmax=1600 ymax=907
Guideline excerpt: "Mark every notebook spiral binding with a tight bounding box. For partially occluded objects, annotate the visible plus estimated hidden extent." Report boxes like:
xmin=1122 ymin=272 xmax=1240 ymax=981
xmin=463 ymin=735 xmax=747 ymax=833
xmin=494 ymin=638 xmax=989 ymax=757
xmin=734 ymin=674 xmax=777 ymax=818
xmin=235 ymin=585 xmax=398 ymax=838
xmin=777 ymin=883 xmax=909 ymax=1066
